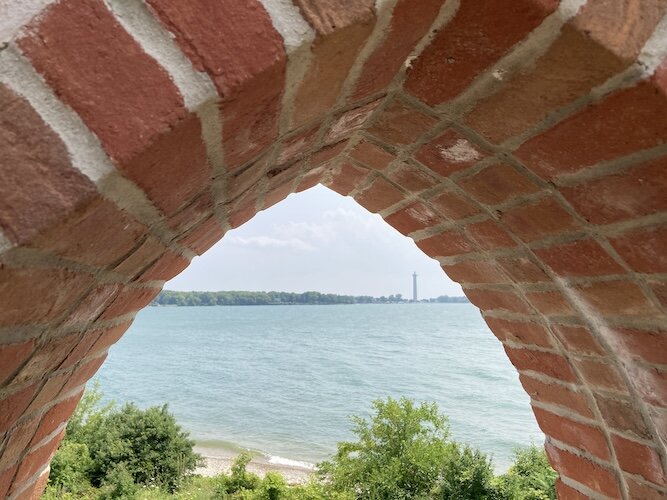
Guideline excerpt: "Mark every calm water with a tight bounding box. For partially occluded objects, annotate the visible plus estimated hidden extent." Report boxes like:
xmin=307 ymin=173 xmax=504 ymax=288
xmin=94 ymin=303 xmax=543 ymax=471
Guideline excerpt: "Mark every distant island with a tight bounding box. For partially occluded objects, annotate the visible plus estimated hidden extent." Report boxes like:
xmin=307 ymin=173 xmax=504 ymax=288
xmin=151 ymin=290 xmax=470 ymax=307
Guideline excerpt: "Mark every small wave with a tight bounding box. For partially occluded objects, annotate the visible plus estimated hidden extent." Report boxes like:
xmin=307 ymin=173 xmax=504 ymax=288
xmin=267 ymin=455 xmax=315 ymax=470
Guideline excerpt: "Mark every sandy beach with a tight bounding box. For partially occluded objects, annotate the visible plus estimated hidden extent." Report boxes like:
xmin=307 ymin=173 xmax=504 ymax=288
xmin=194 ymin=445 xmax=314 ymax=485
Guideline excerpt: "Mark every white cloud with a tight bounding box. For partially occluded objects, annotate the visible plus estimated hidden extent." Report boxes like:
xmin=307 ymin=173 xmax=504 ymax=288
xmin=226 ymin=235 xmax=315 ymax=251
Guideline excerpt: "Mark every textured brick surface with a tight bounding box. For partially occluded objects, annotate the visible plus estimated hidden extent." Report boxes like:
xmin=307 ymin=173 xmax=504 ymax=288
xmin=415 ymin=129 xmax=488 ymax=177
xmin=368 ymin=100 xmax=438 ymax=146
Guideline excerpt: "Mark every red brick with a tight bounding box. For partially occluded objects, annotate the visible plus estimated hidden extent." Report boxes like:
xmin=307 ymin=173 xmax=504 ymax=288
xmin=458 ymin=163 xmax=540 ymax=205
xmin=63 ymin=283 xmax=121 ymax=327
xmin=291 ymin=0 xmax=375 ymax=127
xmin=14 ymin=429 xmax=65 ymax=486
xmin=20 ymin=0 xmax=185 ymax=164
xmin=349 ymin=141 xmax=396 ymax=170
xmin=353 ymin=177 xmax=405 ymax=213
xmin=551 ymin=324 xmax=605 ymax=356
xmin=368 ymin=100 xmax=438 ymax=146
xmin=61 ymin=354 xmax=107 ymax=395
xmin=559 ymin=156 xmax=667 ymax=225
xmin=545 ymin=443 xmax=622 ymax=498
xmin=0 ymin=266 xmax=94 ymax=328
xmin=179 ymin=217 xmax=225 ymax=255
xmin=326 ymin=162 xmax=369 ymax=196
xmin=311 ymin=141 xmax=349 ymax=167
xmin=610 ymin=225 xmax=667 ymax=274
xmin=416 ymin=230 xmax=473 ymax=258
xmin=384 ymin=202 xmax=441 ymax=235
xmin=595 ymin=394 xmax=651 ymax=439
xmin=500 ymin=197 xmax=579 ymax=243
xmin=429 ymin=191 xmax=480 ymax=220
xmin=351 ymin=0 xmax=443 ymax=100
xmin=649 ymin=280 xmax=667 ymax=309
xmin=0 ymin=464 xmax=18 ymax=499
xmin=326 ymin=99 xmax=381 ymax=143
xmin=612 ymin=435 xmax=665 ymax=484
xmin=463 ymin=15 xmax=632 ymax=144
xmin=14 ymin=468 xmax=49 ymax=500
xmin=262 ymin=181 xmax=294 ymax=210
xmin=0 ymin=418 xmax=39 ymax=471
xmin=516 ymin=64 xmax=667 ymax=180
xmin=415 ymin=129 xmax=488 ymax=177
xmin=443 ymin=260 xmax=508 ymax=285
xmin=296 ymin=166 xmax=328 ymax=193
xmin=575 ymin=358 xmax=629 ymax=393
xmin=139 ymin=250 xmax=190 ymax=282
xmin=148 ymin=0 xmax=286 ymax=168
xmin=121 ymin=114 xmax=211 ymax=215
xmin=267 ymin=159 xmax=305 ymax=192
xmin=278 ymin=126 xmax=320 ymax=165
xmin=0 ymin=84 xmax=97 ymax=246
xmin=554 ymin=479 xmax=589 ymax=500
xmin=88 ymin=322 xmax=133 ymax=356
xmin=627 ymin=365 xmax=667 ymax=407
xmin=25 ymin=373 xmax=69 ymax=416
xmin=405 ymin=0 xmax=558 ymax=105
xmin=626 ymin=478 xmax=667 ymax=500
xmin=607 ymin=327 xmax=667 ymax=365
xmin=60 ymin=334 xmax=103 ymax=373
xmin=465 ymin=220 xmax=517 ymax=250
xmin=485 ymin=317 xmax=554 ymax=348
xmin=30 ymin=391 xmax=83 ymax=447
xmin=114 ymin=237 xmax=166 ymax=279
xmin=228 ymin=157 xmax=270 ymax=201
xmin=535 ymin=239 xmax=625 ymax=278
xmin=574 ymin=280 xmax=658 ymax=317
xmin=504 ymin=346 xmax=577 ymax=383
xmin=386 ymin=163 xmax=439 ymax=194
xmin=0 ymin=341 xmax=35 ymax=387
xmin=14 ymin=335 xmax=78 ymax=386
xmin=497 ymin=256 xmax=550 ymax=283
xmin=167 ymin=192 xmax=215 ymax=233
xmin=464 ymin=288 xmax=532 ymax=315
xmin=520 ymin=374 xmax=593 ymax=418
xmin=0 ymin=384 xmax=38 ymax=435
xmin=100 ymin=286 xmax=161 ymax=320
xmin=524 ymin=290 xmax=574 ymax=316
xmin=228 ymin=197 xmax=257 ymax=229
xmin=533 ymin=407 xmax=609 ymax=460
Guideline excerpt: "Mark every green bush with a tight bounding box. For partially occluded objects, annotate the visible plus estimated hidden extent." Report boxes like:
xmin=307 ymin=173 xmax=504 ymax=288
xmin=494 ymin=446 xmax=557 ymax=500
xmin=215 ymin=452 xmax=261 ymax=498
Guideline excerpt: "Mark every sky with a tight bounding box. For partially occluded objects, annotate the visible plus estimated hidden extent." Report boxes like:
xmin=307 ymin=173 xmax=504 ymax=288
xmin=166 ymin=185 xmax=463 ymax=299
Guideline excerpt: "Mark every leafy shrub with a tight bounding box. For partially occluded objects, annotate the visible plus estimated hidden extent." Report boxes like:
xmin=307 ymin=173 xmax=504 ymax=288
xmin=494 ymin=446 xmax=557 ymax=500
xmin=99 ymin=463 xmax=139 ymax=499
xmin=438 ymin=444 xmax=496 ymax=499
xmin=47 ymin=441 xmax=94 ymax=495
xmin=215 ymin=452 xmax=261 ymax=498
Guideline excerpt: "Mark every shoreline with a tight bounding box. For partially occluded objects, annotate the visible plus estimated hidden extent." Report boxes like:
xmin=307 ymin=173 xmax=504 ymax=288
xmin=193 ymin=445 xmax=314 ymax=485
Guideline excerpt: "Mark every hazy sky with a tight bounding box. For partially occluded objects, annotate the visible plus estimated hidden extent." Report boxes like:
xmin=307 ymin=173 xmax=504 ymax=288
xmin=167 ymin=185 xmax=463 ymax=298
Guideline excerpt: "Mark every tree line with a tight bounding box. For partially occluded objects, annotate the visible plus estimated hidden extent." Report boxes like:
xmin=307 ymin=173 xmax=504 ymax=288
xmin=152 ymin=290 xmax=469 ymax=307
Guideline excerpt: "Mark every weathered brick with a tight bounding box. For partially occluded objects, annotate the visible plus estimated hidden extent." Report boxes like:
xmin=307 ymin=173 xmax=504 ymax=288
xmin=554 ymin=479 xmax=590 ymax=500
xmin=262 ymin=181 xmax=294 ymax=211
xmin=595 ymin=394 xmax=651 ymax=439
xmin=612 ymin=434 xmax=665 ymax=484
xmin=626 ymin=477 xmax=667 ymax=500
xmin=415 ymin=129 xmax=488 ymax=177
xmin=114 ymin=237 xmax=166 ymax=279
xmin=429 ymin=191 xmax=480 ymax=220
xmin=88 ymin=322 xmax=133 ymax=356
xmin=61 ymin=355 xmax=107 ymax=395
xmin=524 ymin=289 xmax=574 ymax=316
xmin=291 ymin=0 xmax=375 ymax=127
xmin=499 ymin=197 xmax=579 ymax=243
xmin=504 ymin=346 xmax=577 ymax=382
xmin=0 ymin=384 xmax=38 ymax=435
xmin=575 ymin=358 xmax=629 ymax=393
xmin=326 ymin=162 xmax=369 ymax=196
xmin=30 ymin=391 xmax=83 ymax=446
xmin=559 ymin=156 xmax=667 ymax=225
xmin=520 ymin=374 xmax=593 ymax=418
xmin=25 ymin=373 xmax=69 ymax=416
xmin=311 ymin=141 xmax=349 ymax=167
xmin=545 ymin=443 xmax=622 ymax=498
xmin=351 ymin=0 xmax=443 ymax=100
xmin=0 ymin=341 xmax=35 ymax=387
xmin=99 ymin=286 xmax=161 ymax=320
xmin=349 ymin=141 xmax=396 ymax=170
xmin=0 ymin=418 xmax=39 ymax=471
xmin=535 ymin=239 xmax=625 ymax=278
xmin=443 ymin=260 xmax=508 ymax=285
xmin=533 ymin=407 xmax=609 ymax=460
xmin=368 ymin=100 xmax=438 ymax=146
xmin=13 ymin=429 xmax=64 ymax=486
xmin=148 ymin=0 xmax=286 ymax=168
xmin=296 ymin=166 xmax=328 ymax=193
xmin=610 ymin=225 xmax=667 ymax=274
xmin=278 ymin=126 xmax=320 ymax=165
xmin=64 ymin=283 xmax=121 ymax=327
xmin=326 ymin=99 xmax=381 ymax=143
xmin=353 ymin=177 xmax=404 ymax=213
xmin=457 ymin=163 xmax=540 ymax=205
xmin=0 ymin=266 xmax=95 ymax=328
xmin=0 ymin=84 xmax=97 ymax=246
xmin=551 ymin=324 xmax=605 ymax=356
xmin=464 ymin=288 xmax=532 ymax=315
xmin=606 ymin=327 xmax=667 ymax=365
xmin=485 ymin=317 xmax=554 ymax=348
xmin=20 ymin=0 xmax=186 ymax=164
xmin=516 ymin=63 xmax=667 ymax=180
xmin=13 ymin=468 xmax=49 ymax=500
xmin=416 ymin=230 xmax=473 ymax=258
xmin=179 ymin=217 xmax=225 ymax=256
xmin=574 ymin=280 xmax=658 ymax=317
xmin=465 ymin=220 xmax=517 ymax=250
xmin=0 ymin=464 xmax=18 ymax=499
xmin=386 ymin=163 xmax=439 ymax=194
xmin=384 ymin=202 xmax=441 ymax=235
xmin=405 ymin=0 xmax=558 ymax=105
xmin=139 ymin=250 xmax=190 ymax=283
xmin=13 ymin=335 xmax=78 ymax=386
xmin=497 ymin=256 xmax=550 ymax=283
xmin=627 ymin=364 xmax=667 ymax=407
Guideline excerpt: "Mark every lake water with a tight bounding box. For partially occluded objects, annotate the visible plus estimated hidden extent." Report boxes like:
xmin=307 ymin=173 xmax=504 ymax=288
xmin=94 ymin=303 xmax=544 ymax=472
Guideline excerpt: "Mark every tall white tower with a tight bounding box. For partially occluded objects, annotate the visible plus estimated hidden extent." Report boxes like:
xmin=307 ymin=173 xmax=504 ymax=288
xmin=413 ymin=272 xmax=418 ymax=302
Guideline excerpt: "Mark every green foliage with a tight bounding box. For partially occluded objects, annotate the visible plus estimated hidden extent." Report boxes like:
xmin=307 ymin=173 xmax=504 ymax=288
xmin=493 ymin=446 xmax=557 ymax=500
xmin=437 ymin=444 xmax=495 ymax=499
xmin=215 ymin=453 xmax=261 ymax=498
xmin=99 ymin=463 xmax=140 ymax=499
xmin=48 ymin=441 xmax=94 ymax=495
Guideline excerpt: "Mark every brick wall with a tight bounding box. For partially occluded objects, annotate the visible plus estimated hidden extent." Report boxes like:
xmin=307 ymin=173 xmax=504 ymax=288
xmin=0 ymin=1 xmax=666 ymax=498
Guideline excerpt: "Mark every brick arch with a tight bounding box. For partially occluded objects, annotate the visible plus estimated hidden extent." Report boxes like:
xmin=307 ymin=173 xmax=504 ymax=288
xmin=0 ymin=0 xmax=666 ymax=497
